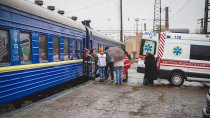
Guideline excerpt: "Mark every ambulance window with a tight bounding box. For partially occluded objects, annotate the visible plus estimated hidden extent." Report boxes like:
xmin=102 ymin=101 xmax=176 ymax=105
xmin=140 ymin=39 xmax=157 ymax=56
xmin=190 ymin=45 xmax=210 ymax=61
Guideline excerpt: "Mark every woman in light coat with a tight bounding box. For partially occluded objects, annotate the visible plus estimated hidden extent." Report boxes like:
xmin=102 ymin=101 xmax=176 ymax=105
xmin=97 ymin=48 xmax=107 ymax=82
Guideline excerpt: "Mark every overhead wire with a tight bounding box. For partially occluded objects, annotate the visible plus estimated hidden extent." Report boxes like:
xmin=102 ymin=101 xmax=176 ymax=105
xmin=71 ymin=0 xmax=110 ymax=12
xmin=162 ymin=0 xmax=177 ymax=9
xmin=170 ymin=0 xmax=191 ymax=19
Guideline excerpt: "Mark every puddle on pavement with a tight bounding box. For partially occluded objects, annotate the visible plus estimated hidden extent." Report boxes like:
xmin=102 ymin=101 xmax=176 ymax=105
xmin=118 ymin=86 xmax=140 ymax=99
xmin=132 ymin=86 xmax=140 ymax=91
xmin=129 ymin=103 xmax=148 ymax=116
xmin=118 ymin=91 xmax=133 ymax=99
xmin=158 ymin=93 xmax=165 ymax=102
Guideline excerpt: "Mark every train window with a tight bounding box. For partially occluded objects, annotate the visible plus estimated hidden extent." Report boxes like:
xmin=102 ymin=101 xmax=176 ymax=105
xmin=80 ymin=41 xmax=83 ymax=58
xmin=20 ymin=32 xmax=31 ymax=64
xmin=39 ymin=35 xmax=48 ymax=63
xmin=0 ymin=29 xmax=10 ymax=65
xmin=102 ymin=45 xmax=104 ymax=50
xmin=77 ymin=40 xmax=82 ymax=59
xmin=53 ymin=36 xmax=60 ymax=61
xmin=90 ymin=32 xmax=93 ymax=40
xmin=72 ymin=40 xmax=77 ymax=59
xmin=64 ymin=38 xmax=69 ymax=61
xmin=97 ymin=44 xmax=100 ymax=52
xmin=90 ymin=40 xmax=93 ymax=49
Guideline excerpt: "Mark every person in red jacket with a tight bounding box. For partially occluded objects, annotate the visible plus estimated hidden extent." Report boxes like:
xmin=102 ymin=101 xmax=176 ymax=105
xmin=123 ymin=56 xmax=131 ymax=81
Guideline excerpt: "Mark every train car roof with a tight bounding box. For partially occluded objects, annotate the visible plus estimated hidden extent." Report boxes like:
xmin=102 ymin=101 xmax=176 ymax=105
xmin=0 ymin=0 xmax=86 ymax=31
xmin=88 ymin=28 xmax=122 ymax=44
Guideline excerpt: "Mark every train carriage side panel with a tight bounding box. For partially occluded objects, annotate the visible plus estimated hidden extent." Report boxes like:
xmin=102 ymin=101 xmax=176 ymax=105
xmin=0 ymin=61 xmax=83 ymax=104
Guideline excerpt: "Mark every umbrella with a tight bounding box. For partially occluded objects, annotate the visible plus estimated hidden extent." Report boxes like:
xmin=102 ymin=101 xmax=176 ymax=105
xmin=107 ymin=47 xmax=125 ymax=61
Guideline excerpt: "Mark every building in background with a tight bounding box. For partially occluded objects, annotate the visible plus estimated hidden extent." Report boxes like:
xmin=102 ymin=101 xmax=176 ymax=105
xmin=124 ymin=33 xmax=142 ymax=59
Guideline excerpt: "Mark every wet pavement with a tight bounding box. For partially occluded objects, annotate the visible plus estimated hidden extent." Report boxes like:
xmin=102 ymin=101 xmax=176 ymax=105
xmin=0 ymin=63 xmax=208 ymax=118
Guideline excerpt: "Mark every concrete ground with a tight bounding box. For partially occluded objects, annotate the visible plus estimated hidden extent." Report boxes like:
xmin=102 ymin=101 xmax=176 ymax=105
xmin=0 ymin=64 xmax=208 ymax=118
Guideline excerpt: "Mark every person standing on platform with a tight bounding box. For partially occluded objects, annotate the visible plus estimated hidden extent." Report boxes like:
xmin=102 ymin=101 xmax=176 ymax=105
xmin=106 ymin=47 xmax=125 ymax=84
xmin=90 ymin=49 xmax=98 ymax=77
xmin=122 ymin=55 xmax=131 ymax=82
xmin=143 ymin=52 xmax=158 ymax=85
xmin=104 ymin=46 xmax=114 ymax=82
xmin=114 ymin=59 xmax=124 ymax=84
xmin=97 ymin=48 xmax=107 ymax=82
xmin=123 ymin=50 xmax=131 ymax=82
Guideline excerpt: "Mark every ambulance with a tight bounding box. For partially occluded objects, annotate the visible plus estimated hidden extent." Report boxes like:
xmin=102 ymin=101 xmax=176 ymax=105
xmin=137 ymin=31 xmax=210 ymax=86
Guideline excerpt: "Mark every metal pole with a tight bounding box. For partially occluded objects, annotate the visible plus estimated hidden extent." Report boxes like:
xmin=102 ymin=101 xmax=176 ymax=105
xmin=201 ymin=18 xmax=204 ymax=34
xmin=141 ymin=24 xmax=142 ymax=33
xmin=120 ymin=0 xmax=123 ymax=42
xmin=153 ymin=0 xmax=161 ymax=33
xmin=134 ymin=18 xmax=139 ymax=33
xmin=198 ymin=18 xmax=204 ymax=34
xmin=160 ymin=0 xmax=161 ymax=33
xmin=204 ymin=0 xmax=209 ymax=34
xmin=165 ymin=7 xmax=169 ymax=31
xmin=144 ymin=23 xmax=147 ymax=31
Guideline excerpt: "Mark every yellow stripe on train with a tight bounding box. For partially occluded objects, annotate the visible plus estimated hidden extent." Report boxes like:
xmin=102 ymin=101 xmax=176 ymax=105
xmin=0 ymin=60 xmax=83 ymax=73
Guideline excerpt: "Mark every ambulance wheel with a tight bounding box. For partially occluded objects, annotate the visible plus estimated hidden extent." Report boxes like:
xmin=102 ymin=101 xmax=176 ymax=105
xmin=169 ymin=72 xmax=185 ymax=86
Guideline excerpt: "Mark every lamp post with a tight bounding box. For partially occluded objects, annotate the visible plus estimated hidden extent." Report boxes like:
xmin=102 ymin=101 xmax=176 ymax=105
xmin=120 ymin=0 xmax=123 ymax=42
xmin=134 ymin=18 xmax=146 ymax=33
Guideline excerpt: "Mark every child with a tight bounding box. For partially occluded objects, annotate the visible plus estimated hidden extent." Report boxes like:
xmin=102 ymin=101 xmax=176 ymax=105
xmin=123 ymin=56 xmax=131 ymax=82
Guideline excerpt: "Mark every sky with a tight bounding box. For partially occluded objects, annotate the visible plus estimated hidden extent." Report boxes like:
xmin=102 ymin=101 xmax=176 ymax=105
xmin=27 ymin=0 xmax=205 ymax=39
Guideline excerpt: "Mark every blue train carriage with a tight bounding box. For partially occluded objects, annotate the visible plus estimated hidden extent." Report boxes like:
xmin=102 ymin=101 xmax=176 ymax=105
xmin=85 ymin=27 xmax=122 ymax=78
xmin=0 ymin=0 xmax=86 ymax=104
xmin=88 ymin=28 xmax=122 ymax=52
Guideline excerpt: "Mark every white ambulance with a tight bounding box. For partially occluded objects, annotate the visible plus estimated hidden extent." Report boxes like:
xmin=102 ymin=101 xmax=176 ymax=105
xmin=137 ymin=31 xmax=210 ymax=86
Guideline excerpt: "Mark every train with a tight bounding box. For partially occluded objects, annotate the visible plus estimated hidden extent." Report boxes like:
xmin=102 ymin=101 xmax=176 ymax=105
xmin=0 ymin=0 xmax=122 ymax=104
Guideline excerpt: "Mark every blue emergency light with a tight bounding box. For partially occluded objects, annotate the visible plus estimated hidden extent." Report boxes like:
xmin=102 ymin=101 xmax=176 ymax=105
xmin=166 ymin=35 xmax=171 ymax=39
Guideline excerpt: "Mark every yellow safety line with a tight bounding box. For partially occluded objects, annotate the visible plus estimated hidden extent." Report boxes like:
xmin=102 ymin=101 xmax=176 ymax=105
xmin=0 ymin=60 xmax=83 ymax=73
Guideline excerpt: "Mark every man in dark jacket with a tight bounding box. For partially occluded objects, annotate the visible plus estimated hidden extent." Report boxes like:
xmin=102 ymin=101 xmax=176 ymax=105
xmin=143 ymin=52 xmax=158 ymax=85
xmin=104 ymin=46 xmax=114 ymax=81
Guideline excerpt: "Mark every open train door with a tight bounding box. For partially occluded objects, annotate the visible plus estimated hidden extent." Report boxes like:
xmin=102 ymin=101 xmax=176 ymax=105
xmin=83 ymin=27 xmax=92 ymax=79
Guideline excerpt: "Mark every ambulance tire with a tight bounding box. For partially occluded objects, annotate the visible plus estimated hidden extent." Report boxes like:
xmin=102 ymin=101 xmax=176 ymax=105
xmin=169 ymin=72 xmax=185 ymax=86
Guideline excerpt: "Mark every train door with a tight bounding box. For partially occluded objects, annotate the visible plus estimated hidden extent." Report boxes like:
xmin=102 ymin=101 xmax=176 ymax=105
xmin=88 ymin=31 xmax=96 ymax=79
xmin=83 ymin=27 xmax=89 ymax=78
xmin=84 ymin=27 xmax=92 ymax=79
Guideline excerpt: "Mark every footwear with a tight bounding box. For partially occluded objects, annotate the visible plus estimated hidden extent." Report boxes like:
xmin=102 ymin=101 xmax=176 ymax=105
xmin=123 ymin=79 xmax=127 ymax=82
xmin=99 ymin=79 xmax=104 ymax=82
